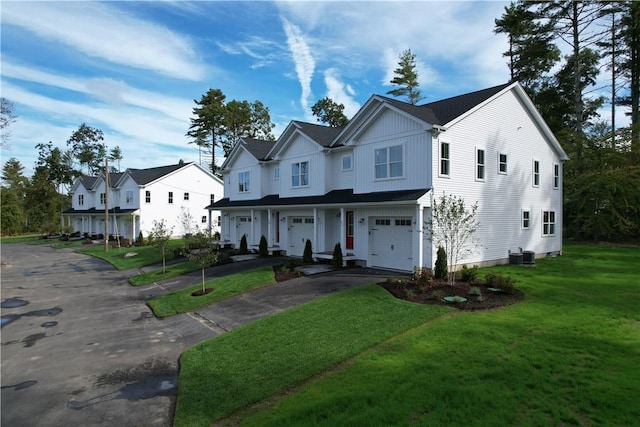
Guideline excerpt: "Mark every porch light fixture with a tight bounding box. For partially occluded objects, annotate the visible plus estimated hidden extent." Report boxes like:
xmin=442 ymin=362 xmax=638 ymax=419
xmin=223 ymin=212 xmax=229 ymax=217
xmin=359 ymin=218 xmax=365 ymax=224
xmin=231 ymin=217 xmax=235 ymax=221
xmin=281 ymin=217 xmax=286 ymax=222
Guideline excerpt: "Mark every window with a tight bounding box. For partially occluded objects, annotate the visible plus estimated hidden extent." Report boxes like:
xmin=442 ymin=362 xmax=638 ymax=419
xmin=476 ymin=148 xmax=485 ymax=180
xmin=543 ymin=211 xmax=556 ymax=236
xmin=201 ymin=216 xmax=207 ymax=223
xmin=78 ymin=194 xmax=84 ymax=206
xmin=184 ymin=192 xmax=189 ymax=201
xmin=292 ymin=161 xmax=309 ymax=187
xmin=125 ymin=190 xmax=133 ymax=204
xmin=238 ymin=171 xmax=250 ymax=192
xmin=498 ymin=153 xmax=508 ymax=174
xmin=100 ymin=193 xmax=106 ymax=205
xmin=533 ymin=160 xmax=540 ymax=187
xmin=375 ymin=145 xmax=403 ymax=179
xmin=522 ymin=210 xmax=530 ymax=229
xmin=210 ymin=194 xmax=215 ymax=205
xmin=395 ymin=219 xmax=412 ymax=226
xmin=553 ymin=164 xmax=560 ymax=189
xmin=375 ymin=219 xmax=391 ymax=226
xmin=274 ymin=166 xmax=280 ymax=180
xmin=440 ymin=142 xmax=450 ymax=176
xmin=168 ymin=191 xmax=173 ymax=204
xmin=217 ymin=216 xmax=221 ymax=226
xmin=342 ymin=154 xmax=352 ymax=171
xmin=304 ymin=218 xmax=314 ymax=224
xmin=145 ymin=190 xmax=151 ymax=203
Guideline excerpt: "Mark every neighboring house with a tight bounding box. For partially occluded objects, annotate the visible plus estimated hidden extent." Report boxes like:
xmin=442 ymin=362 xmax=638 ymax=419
xmin=63 ymin=162 xmax=224 ymax=240
xmin=209 ymin=82 xmax=568 ymax=272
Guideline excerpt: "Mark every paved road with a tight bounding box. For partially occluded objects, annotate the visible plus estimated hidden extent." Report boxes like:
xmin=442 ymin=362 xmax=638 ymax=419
xmin=1 ymin=243 xmax=390 ymax=426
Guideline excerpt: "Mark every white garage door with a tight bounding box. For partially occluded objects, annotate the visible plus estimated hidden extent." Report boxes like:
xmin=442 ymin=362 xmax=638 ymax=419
xmin=370 ymin=217 xmax=413 ymax=271
xmin=236 ymin=216 xmax=252 ymax=246
xmin=288 ymin=217 xmax=314 ymax=257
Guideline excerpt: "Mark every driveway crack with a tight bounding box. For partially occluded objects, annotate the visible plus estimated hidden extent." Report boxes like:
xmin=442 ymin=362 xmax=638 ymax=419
xmin=187 ymin=312 xmax=228 ymax=334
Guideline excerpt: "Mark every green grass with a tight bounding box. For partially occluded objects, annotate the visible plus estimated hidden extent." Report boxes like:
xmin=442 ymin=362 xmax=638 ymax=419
xmin=234 ymin=243 xmax=640 ymax=426
xmin=75 ymin=240 xmax=185 ymax=270
xmin=0 ymin=234 xmax=50 ymax=244
xmin=174 ymin=285 xmax=452 ymax=427
xmin=128 ymin=260 xmax=200 ymax=286
xmin=147 ymin=267 xmax=277 ymax=318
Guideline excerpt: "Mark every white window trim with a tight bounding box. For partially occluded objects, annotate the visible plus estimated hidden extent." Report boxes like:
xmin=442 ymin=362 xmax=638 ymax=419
xmin=521 ymin=210 xmax=530 ymax=230
xmin=291 ymin=160 xmax=310 ymax=188
xmin=532 ymin=159 xmax=540 ymax=188
xmin=168 ymin=191 xmax=174 ymax=204
xmin=475 ymin=147 xmax=485 ymax=182
xmin=238 ymin=171 xmax=251 ymax=193
xmin=274 ymin=166 xmax=280 ymax=181
xmin=145 ymin=190 xmax=151 ymax=204
xmin=439 ymin=141 xmax=450 ymax=178
xmin=78 ymin=194 xmax=84 ymax=206
xmin=374 ymin=145 xmax=404 ymax=180
xmin=341 ymin=154 xmax=353 ymax=171
xmin=498 ymin=152 xmax=508 ymax=175
xmin=542 ymin=210 xmax=556 ymax=237
xmin=553 ymin=163 xmax=560 ymax=190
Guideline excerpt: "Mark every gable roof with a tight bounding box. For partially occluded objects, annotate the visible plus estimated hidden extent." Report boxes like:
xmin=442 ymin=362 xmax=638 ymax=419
xmin=242 ymin=138 xmax=276 ymax=161
xmin=127 ymin=163 xmax=189 ymax=185
xmin=291 ymin=121 xmax=344 ymax=148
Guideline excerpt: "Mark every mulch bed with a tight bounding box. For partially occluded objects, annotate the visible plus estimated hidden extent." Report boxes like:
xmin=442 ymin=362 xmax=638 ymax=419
xmin=380 ymin=279 xmax=524 ymax=311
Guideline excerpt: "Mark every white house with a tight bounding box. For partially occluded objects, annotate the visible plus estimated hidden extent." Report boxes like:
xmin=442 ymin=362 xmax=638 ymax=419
xmin=63 ymin=162 xmax=224 ymax=240
xmin=209 ymin=82 xmax=568 ymax=271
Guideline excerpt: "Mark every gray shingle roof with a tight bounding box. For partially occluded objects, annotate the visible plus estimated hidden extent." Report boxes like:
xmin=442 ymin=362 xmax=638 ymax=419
xmin=292 ymin=121 xmax=345 ymax=147
xmin=128 ymin=163 xmax=189 ymax=185
xmin=241 ymin=138 xmax=276 ymax=161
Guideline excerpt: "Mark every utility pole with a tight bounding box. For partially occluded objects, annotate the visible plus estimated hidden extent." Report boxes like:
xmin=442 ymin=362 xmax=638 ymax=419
xmin=104 ymin=156 xmax=109 ymax=252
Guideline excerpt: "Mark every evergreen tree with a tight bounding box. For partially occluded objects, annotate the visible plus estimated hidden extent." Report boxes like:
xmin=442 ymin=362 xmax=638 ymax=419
xmin=187 ymin=88 xmax=227 ymax=176
xmin=66 ymin=123 xmax=106 ymax=176
xmin=387 ymin=49 xmax=423 ymax=105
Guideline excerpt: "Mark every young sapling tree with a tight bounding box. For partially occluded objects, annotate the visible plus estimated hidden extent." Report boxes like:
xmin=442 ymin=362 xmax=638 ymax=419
xmin=150 ymin=219 xmax=174 ymax=274
xmin=185 ymin=228 xmax=219 ymax=294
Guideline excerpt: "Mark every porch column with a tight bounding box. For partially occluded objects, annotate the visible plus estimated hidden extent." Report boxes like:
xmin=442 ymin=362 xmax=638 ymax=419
xmin=250 ymin=209 xmax=255 ymax=245
xmin=340 ymin=207 xmax=345 ymax=255
xmin=313 ymin=208 xmax=318 ymax=253
xmin=208 ymin=210 xmax=212 ymax=235
xmin=267 ymin=209 xmax=272 ymax=246
xmin=415 ymin=205 xmax=424 ymax=269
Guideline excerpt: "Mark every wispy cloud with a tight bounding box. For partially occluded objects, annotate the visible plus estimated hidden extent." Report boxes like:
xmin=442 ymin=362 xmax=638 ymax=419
xmin=2 ymin=2 xmax=207 ymax=81
xmin=282 ymin=18 xmax=315 ymax=112
xmin=323 ymin=69 xmax=361 ymax=119
xmin=217 ymin=36 xmax=283 ymax=70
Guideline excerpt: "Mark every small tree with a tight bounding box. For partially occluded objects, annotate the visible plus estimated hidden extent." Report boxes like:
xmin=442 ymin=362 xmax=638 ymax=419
xmin=137 ymin=230 xmax=145 ymax=246
xmin=332 ymin=242 xmax=343 ymax=268
xmin=239 ymin=234 xmax=248 ymax=254
xmin=303 ymin=239 xmax=313 ymax=263
xmin=150 ymin=219 xmax=174 ymax=274
xmin=259 ymin=235 xmax=268 ymax=257
xmin=426 ymin=193 xmax=481 ymax=286
xmin=434 ymin=246 xmax=448 ymax=280
xmin=186 ymin=228 xmax=219 ymax=294
xmin=387 ymin=49 xmax=424 ymax=105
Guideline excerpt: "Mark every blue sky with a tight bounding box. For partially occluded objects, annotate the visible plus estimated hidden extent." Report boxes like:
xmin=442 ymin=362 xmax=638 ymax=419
xmin=2 ymin=0 xmax=616 ymax=177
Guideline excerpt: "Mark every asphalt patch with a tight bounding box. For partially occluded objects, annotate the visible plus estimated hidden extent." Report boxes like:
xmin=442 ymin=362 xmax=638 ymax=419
xmin=1 ymin=298 xmax=29 ymax=308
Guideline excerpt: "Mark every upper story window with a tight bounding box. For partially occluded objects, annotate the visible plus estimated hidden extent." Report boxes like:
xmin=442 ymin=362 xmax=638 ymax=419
xmin=99 ymin=193 xmax=106 ymax=205
xmin=210 ymin=194 xmax=215 ymax=205
xmin=125 ymin=190 xmax=134 ymax=204
xmin=440 ymin=142 xmax=450 ymax=176
xmin=292 ymin=161 xmax=309 ymax=187
xmin=183 ymin=192 xmax=189 ymax=201
xmin=522 ymin=210 xmax=530 ymax=229
xmin=78 ymin=194 xmax=84 ymax=206
xmin=274 ymin=166 xmax=280 ymax=180
xmin=498 ymin=153 xmax=508 ymax=174
xmin=553 ymin=164 xmax=560 ymax=189
xmin=168 ymin=191 xmax=173 ymax=204
xmin=533 ymin=160 xmax=540 ymax=187
xmin=238 ymin=171 xmax=250 ymax=192
xmin=145 ymin=190 xmax=151 ymax=203
xmin=342 ymin=154 xmax=353 ymax=171
xmin=542 ymin=210 xmax=556 ymax=236
xmin=476 ymin=148 xmax=485 ymax=181
xmin=375 ymin=145 xmax=403 ymax=179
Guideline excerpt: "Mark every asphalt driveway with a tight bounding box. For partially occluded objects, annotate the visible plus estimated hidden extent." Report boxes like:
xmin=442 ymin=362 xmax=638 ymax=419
xmin=1 ymin=243 xmax=391 ymax=426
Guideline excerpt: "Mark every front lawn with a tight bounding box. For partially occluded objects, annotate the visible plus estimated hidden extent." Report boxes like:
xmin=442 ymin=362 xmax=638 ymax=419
xmin=235 ymin=243 xmax=640 ymax=426
xmin=147 ymin=267 xmax=277 ymax=317
xmin=128 ymin=260 xmax=199 ymax=286
xmin=76 ymin=240 xmax=185 ymax=270
xmin=174 ymin=285 xmax=452 ymax=426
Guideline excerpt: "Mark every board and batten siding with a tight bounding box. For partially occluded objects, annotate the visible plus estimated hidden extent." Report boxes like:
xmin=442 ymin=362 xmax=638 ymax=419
xmin=351 ymin=108 xmax=431 ymax=194
xmin=431 ymin=88 xmax=563 ymax=267
xmin=278 ymin=134 xmax=327 ymax=198
xmin=226 ymin=149 xmax=264 ymax=201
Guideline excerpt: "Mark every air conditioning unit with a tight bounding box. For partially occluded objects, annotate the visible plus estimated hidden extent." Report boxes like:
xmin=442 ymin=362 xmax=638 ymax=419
xmin=509 ymin=252 xmax=523 ymax=265
xmin=522 ymin=251 xmax=535 ymax=265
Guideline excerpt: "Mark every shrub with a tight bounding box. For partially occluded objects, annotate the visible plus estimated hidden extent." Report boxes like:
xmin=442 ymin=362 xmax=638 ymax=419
xmin=412 ymin=267 xmax=433 ymax=285
xmin=136 ymin=231 xmax=145 ymax=246
xmin=434 ymin=246 xmax=448 ymax=279
xmin=469 ymin=286 xmax=482 ymax=296
xmin=460 ymin=264 xmax=479 ymax=282
xmin=239 ymin=234 xmax=248 ymax=254
xmin=213 ymin=231 xmax=221 ymax=241
xmin=259 ymin=235 xmax=268 ymax=257
xmin=431 ymin=289 xmax=444 ymax=300
xmin=485 ymin=272 xmax=515 ymax=294
xmin=332 ymin=242 xmax=343 ymax=268
xmin=303 ymin=239 xmax=313 ymax=263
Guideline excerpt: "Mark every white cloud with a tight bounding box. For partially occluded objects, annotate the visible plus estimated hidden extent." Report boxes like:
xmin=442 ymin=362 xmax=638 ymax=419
xmin=323 ymin=69 xmax=361 ymax=119
xmin=282 ymin=18 xmax=315 ymax=112
xmin=2 ymin=1 xmax=206 ymax=81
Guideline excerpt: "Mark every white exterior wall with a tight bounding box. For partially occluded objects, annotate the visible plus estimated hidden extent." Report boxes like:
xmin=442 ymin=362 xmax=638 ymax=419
xmin=431 ymin=90 xmax=563 ymax=267
xmin=225 ymin=150 xmax=264 ymax=201
xmin=329 ymin=149 xmax=355 ymax=190
xmin=278 ymin=135 xmax=327 ymax=198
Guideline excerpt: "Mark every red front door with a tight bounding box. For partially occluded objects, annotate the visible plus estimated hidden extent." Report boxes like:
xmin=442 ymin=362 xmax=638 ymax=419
xmin=346 ymin=211 xmax=354 ymax=250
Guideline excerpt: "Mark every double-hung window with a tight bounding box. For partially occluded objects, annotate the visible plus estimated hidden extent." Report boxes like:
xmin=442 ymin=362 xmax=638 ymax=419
xmin=274 ymin=166 xmax=280 ymax=180
xmin=440 ymin=142 xmax=450 ymax=176
xmin=145 ymin=191 xmax=151 ymax=203
xmin=498 ymin=153 xmax=508 ymax=174
xmin=125 ymin=190 xmax=134 ymax=204
xmin=292 ymin=161 xmax=309 ymax=187
xmin=78 ymin=194 xmax=84 ymax=206
xmin=342 ymin=154 xmax=353 ymax=171
xmin=168 ymin=191 xmax=173 ymax=204
xmin=238 ymin=171 xmax=250 ymax=193
xmin=476 ymin=148 xmax=485 ymax=180
xmin=542 ymin=211 xmax=556 ymax=236
xmin=374 ymin=145 xmax=403 ymax=179
xmin=100 ymin=193 xmax=106 ymax=205
xmin=522 ymin=210 xmax=530 ymax=229
xmin=553 ymin=164 xmax=560 ymax=189
xmin=183 ymin=192 xmax=189 ymax=201
xmin=210 ymin=194 xmax=215 ymax=205
xmin=533 ymin=160 xmax=540 ymax=187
